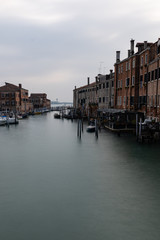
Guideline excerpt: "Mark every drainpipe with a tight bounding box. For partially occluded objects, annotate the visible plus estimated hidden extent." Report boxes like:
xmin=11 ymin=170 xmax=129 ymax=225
xmin=156 ymin=57 xmax=159 ymax=118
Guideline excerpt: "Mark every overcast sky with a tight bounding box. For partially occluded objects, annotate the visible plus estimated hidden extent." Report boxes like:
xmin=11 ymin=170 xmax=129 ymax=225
xmin=0 ymin=0 xmax=160 ymax=101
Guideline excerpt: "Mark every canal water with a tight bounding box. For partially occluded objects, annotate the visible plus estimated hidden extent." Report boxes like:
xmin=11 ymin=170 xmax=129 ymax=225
xmin=0 ymin=112 xmax=160 ymax=240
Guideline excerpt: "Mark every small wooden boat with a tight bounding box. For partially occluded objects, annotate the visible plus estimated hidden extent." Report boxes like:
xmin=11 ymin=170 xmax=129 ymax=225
xmin=54 ymin=113 xmax=61 ymax=119
xmin=86 ymin=120 xmax=95 ymax=132
xmin=18 ymin=113 xmax=28 ymax=119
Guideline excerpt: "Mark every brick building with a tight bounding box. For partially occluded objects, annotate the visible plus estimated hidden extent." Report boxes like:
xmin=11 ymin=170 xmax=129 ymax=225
xmin=0 ymin=82 xmax=31 ymax=113
xmin=114 ymin=38 xmax=160 ymax=120
xmin=29 ymin=93 xmax=51 ymax=110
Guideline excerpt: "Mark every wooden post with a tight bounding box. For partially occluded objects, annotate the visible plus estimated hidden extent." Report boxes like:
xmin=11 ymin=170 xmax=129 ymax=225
xmin=79 ymin=119 xmax=81 ymax=139
xmin=81 ymin=118 xmax=83 ymax=132
xmin=95 ymin=119 xmax=98 ymax=138
xmin=139 ymin=118 xmax=142 ymax=137
xmin=77 ymin=119 xmax=79 ymax=137
xmin=136 ymin=114 xmax=138 ymax=137
xmin=6 ymin=117 xmax=9 ymax=127
xmin=15 ymin=109 xmax=17 ymax=124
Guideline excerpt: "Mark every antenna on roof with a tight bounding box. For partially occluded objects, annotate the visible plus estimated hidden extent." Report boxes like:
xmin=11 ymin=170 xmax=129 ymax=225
xmin=99 ymin=61 xmax=104 ymax=74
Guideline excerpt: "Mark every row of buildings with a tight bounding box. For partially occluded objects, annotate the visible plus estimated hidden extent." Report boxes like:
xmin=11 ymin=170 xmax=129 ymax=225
xmin=73 ymin=37 xmax=160 ymax=120
xmin=0 ymin=82 xmax=51 ymax=114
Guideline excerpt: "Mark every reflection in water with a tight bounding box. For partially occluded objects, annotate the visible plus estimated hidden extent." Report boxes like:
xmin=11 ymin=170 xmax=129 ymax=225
xmin=0 ymin=112 xmax=160 ymax=240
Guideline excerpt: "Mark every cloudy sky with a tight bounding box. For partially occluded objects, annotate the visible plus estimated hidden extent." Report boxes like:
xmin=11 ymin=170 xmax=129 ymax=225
xmin=0 ymin=0 xmax=160 ymax=101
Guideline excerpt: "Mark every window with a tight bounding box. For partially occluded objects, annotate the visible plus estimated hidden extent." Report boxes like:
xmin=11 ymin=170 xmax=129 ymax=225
xmin=121 ymin=65 xmax=123 ymax=73
xmin=141 ymin=56 xmax=143 ymax=66
xmin=144 ymin=73 xmax=147 ymax=83
xmin=130 ymin=96 xmax=134 ymax=106
xmin=145 ymin=54 xmax=148 ymax=64
xmin=103 ymin=83 xmax=105 ymax=88
xmin=106 ymin=82 xmax=109 ymax=88
xmin=118 ymin=80 xmax=120 ymax=88
xmin=126 ymin=78 xmax=129 ymax=87
xmin=123 ymin=96 xmax=126 ymax=106
xmin=155 ymin=69 xmax=158 ymax=80
xmin=140 ymin=75 xmax=143 ymax=88
xmin=99 ymin=84 xmax=101 ymax=89
xmin=151 ymin=71 xmax=154 ymax=81
xmin=112 ymin=81 xmax=114 ymax=87
xmin=132 ymin=76 xmax=135 ymax=86
xmin=148 ymin=72 xmax=150 ymax=81
xmin=118 ymin=66 xmax=120 ymax=74
xmin=120 ymin=80 xmax=122 ymax=88
xmin=126 ymin=62 xmax=128 ymax=71
xmin=120 ymin=96 xmax=122 ymax=105
xmin=1 ymin=93 xmax=4 ymax=98
xmin=103 ymin=97 xmax=105 ymax=103
xmin=99 ymin=97 xmax=101 ymax=103
xmin=132 ymin=58 xmax=135 ymax=68
xmin=128 ymin=62 xmax=130 ymax=70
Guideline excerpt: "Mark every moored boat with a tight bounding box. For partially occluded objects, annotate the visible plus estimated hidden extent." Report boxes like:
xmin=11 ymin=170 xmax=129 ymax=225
xmin=6 ymin=117 xmax=19 ymax=124
xmin=86 ymin=120 xmax=95 ymax=132
xmin=0 ymin=117 xmax=6 ymax=126
xmin=54 ymin=113 xmax=61 ymax=119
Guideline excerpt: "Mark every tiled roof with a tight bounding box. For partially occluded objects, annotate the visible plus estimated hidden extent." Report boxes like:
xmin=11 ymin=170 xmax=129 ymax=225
xmin=74 ymin=82 xmax=96 ymax=91
xmin=30 ymin=93 xmax=47 ymax=97
xmin=0 ymin=82 xmax=27 ymax=92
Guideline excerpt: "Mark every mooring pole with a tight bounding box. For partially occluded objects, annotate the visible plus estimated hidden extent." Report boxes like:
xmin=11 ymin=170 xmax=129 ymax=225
xmin=79 ymin=119 xmax=81 ymax=139
xmin=77 ymin=119 xmax=79 ymax=137
xmin=139 ymin=118 xmax=142 ymax=137
xmin=95 ymin=119 xmax=98 ymax=138
xmin=136 ymin=114 xmax=138 ymax=137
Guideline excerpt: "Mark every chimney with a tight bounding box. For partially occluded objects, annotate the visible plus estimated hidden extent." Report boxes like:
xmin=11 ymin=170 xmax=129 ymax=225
xmin=19 ymin=83 xmax=22 ymax=89
xmin=87 ymin=77 xmax=90 ymax=85
xmin=144 ymin=41 xmax=147 ymax=49
xmin=116 ymin=51 xmax=120 ymax=63
xmin=128 ymin=50 xmax=130 ymax=58
xmin=110 ymin=69 xmax=113 ymax=78
xmin=95 ymin=76 xmax=98 ymax=83
xmin=75 ymin=86 xmax=76 ymax=89
xmin=130 ymin=39 xmax=135 ymax=55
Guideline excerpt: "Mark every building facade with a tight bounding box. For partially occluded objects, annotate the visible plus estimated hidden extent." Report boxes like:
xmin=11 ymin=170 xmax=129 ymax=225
xmin=29 ymin=93 xmax=51 ymax=110
xmin=96 ymin=71 xmax=114 ymax=110
xmin=0 ymin=82 xmax=31 ymax=113
xmin=73 ymin=71 xmax=114 ymax=115
xmin=114 ymin=38 xmax=160 ymax=120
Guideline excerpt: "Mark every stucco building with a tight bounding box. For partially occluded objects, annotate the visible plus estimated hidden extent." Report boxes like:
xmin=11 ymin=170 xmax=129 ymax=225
xmin=73 ymin=71 xmax=114 ymax=115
